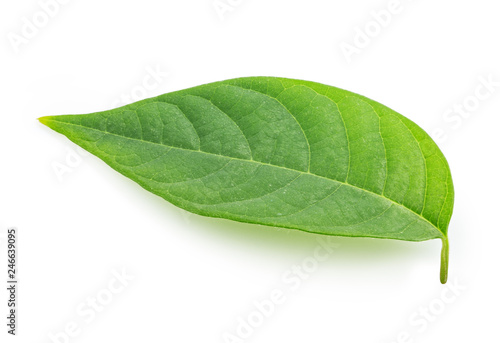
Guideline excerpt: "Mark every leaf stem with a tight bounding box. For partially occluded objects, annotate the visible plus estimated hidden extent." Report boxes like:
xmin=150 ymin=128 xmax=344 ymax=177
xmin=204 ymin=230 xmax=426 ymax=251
xmin=440 ymin=237 xmax=449 ymax=284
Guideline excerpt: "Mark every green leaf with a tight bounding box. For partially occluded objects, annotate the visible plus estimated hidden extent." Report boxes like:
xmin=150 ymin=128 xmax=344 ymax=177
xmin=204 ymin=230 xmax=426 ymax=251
xmin=40 ymin=77 xmax=454 ymax=283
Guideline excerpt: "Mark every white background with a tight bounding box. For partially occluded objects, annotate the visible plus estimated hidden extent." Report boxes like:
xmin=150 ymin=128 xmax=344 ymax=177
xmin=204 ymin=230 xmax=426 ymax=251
xmin=1 ymin=0 xmax=499 ymax=342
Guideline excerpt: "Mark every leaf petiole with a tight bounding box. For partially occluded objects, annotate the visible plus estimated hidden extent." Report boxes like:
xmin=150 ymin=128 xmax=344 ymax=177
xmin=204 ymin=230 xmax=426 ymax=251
xmin=440 ymin=237 xmax=449 ymax=284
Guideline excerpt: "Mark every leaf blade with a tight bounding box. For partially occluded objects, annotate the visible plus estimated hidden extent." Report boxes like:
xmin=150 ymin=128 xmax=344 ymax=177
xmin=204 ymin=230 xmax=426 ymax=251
xmin=40 ymin=76 xmax=454 ymax=282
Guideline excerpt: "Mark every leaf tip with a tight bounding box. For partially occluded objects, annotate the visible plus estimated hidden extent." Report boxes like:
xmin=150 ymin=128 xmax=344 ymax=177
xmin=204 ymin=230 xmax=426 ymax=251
xmin=38 ymin=116 xmax=52 ymax=127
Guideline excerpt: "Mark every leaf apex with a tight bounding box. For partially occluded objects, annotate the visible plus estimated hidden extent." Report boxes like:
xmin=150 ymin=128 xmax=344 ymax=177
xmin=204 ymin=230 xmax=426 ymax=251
xmin=38 ymin=116 xmax=52 ymax=127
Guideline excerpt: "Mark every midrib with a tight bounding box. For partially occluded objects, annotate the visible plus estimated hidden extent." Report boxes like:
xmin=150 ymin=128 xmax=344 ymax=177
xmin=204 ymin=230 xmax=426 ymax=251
xmin=46 ymin=118 xmax=443 ymax=237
